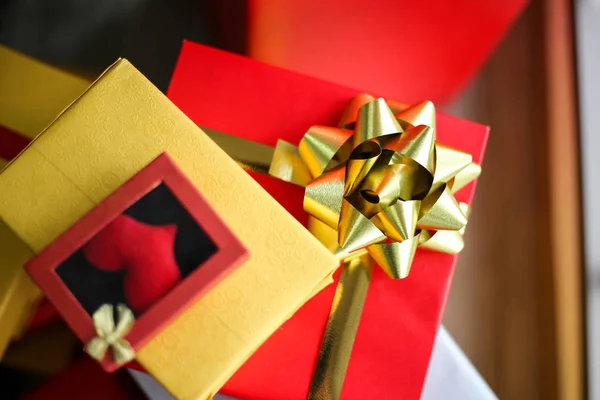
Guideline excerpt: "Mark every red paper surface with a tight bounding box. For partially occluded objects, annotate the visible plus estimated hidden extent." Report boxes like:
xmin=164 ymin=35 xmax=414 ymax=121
xmin=249 ymin=0 xmax=528 ymax=104
xmin=167 ymin=41 xmax=489 ymax=400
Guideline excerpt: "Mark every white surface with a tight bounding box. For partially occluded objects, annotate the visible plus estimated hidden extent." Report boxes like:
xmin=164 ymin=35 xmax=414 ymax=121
xmin=575 ymin=1 xmax=600 ymax=398
xmin=128 ymin=369 xmax=235 ymax=400
xmin=129 ymin=326 xmax=496 ymax=400
xmin=421 ymin=326 xmax=497 ymax=400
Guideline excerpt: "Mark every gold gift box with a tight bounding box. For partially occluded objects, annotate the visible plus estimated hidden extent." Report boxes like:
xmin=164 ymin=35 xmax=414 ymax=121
xmin=0 ymin=44 xmax=91 ymax=142
xmin=0 ymin=45 xmax=91 ymax=365
xmin=0 ymin=59 xmax=338 ymax=399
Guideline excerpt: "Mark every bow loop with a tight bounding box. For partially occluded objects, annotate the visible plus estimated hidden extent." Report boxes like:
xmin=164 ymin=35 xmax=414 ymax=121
xmin=353 ymin=98 xmax=403 ymax=147
xmin=337 ymin=200 xmax=385 ymax=253
xmin=298 ymin=126 xmax=353 ymax=178
xmin=343 ymin=140 xmax=382 ymax=196
xmin=85 ymin=304 xmax=135 ymax=365
xmin=393 ymin=100 xmax=437 ymax=132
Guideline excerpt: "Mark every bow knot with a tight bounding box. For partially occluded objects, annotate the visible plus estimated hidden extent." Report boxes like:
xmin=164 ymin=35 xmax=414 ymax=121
xmin=85 ymin=304 xmax=135 ymax=364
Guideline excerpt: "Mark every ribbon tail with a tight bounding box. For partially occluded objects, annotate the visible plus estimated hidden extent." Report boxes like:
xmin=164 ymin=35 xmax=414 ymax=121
xmin=308 ymin=255 xmax=374 ymax=400
xmin=86 ymin=337 xmax=109 ymax=362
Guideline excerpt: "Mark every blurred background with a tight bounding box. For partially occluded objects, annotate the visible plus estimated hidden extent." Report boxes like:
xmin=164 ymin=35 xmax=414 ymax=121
xmin=0 ymin=0 xmax=594 ymax=399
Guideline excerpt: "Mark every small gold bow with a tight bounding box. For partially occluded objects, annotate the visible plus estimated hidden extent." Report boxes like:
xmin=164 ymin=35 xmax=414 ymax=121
xmin=85 ymin=303 xmax=135 ymax=364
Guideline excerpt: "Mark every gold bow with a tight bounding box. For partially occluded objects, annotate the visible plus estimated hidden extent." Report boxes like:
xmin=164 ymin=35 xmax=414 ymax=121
xmin=85 ymin=304 xmax=136 ymax=364
xmin=269 ymin=94 xmax=480 ymax=276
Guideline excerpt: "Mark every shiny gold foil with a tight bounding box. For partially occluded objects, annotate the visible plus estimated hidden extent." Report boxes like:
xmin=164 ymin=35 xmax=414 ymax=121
xmin=202 ymin=128 xmax=274 ymax=176
xmin=307 ymin=255 xmax=373 ymax=400
xmin=202 ymin=94 xmax=481 ymax=399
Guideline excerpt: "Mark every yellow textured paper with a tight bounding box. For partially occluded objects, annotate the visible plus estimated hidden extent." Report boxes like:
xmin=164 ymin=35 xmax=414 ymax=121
xmin=0 ymin=45 xmax=91 ymax=139
xmin=0 ymin=221 xmax=38 ymax=358
xmin=0 ymin=46 xmax=91 ymax=357
xmin=0 ymin=60 xmax=337 ymax=400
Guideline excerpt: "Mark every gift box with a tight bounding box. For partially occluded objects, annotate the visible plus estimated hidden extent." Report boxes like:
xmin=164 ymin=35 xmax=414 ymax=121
xmin=248 ymin=0 xmax=528 ymax=103
xmin=0 ymin=44 xmax=91 ymax=161
xmin=0 ymin=44 xmax=91 ymax=358
xmin=2 ymin=58 xmax=337 ymax=399
xmin=166 ymin=41 xmax=489 ymax=399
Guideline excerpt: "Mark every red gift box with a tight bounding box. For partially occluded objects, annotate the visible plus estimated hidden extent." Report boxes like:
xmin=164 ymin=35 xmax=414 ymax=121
xmin=248 ymin=0 xmax=528 ymax=104
xmin=167 ymin=41 xmax=489 ymax=400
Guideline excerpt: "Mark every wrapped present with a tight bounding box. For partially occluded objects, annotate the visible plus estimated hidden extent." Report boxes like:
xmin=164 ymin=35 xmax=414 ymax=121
xmin=166 ymin=41 xmax=489 ymax=399
xmin=0 ymin=45 xmax=91 ymax=357
xmin=248 ymin=0 xmax=528 ymax=103
xmin=0 ymin=44 xmax=91 ymax=161
xmin=2 ymin=58 xmax=338 ymax=399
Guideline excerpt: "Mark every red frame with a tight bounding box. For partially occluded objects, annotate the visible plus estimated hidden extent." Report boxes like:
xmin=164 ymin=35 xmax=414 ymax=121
xmin=26 ymin=153 xmax=248 ymax=372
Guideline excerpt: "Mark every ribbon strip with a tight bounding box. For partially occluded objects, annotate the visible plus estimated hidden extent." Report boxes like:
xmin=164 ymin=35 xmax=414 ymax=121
xmin=307 ymin=254 xmax=373 ymax=400
xmin=202 ymin=94 xmax=480 ymax=399
xmin=85 ymin=303 xmax=135 ymax=364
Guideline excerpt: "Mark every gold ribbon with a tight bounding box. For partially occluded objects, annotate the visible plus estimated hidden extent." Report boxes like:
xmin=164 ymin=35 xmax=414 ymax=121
xmin=85 ymin=303 xmax=136 ymax=364
xmin=202 ymin=94 xmax=480 ymax=399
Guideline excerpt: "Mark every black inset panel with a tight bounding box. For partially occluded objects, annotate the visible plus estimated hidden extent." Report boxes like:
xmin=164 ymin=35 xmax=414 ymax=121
xmin=56 ymin=183 xmax=218 ymax=317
